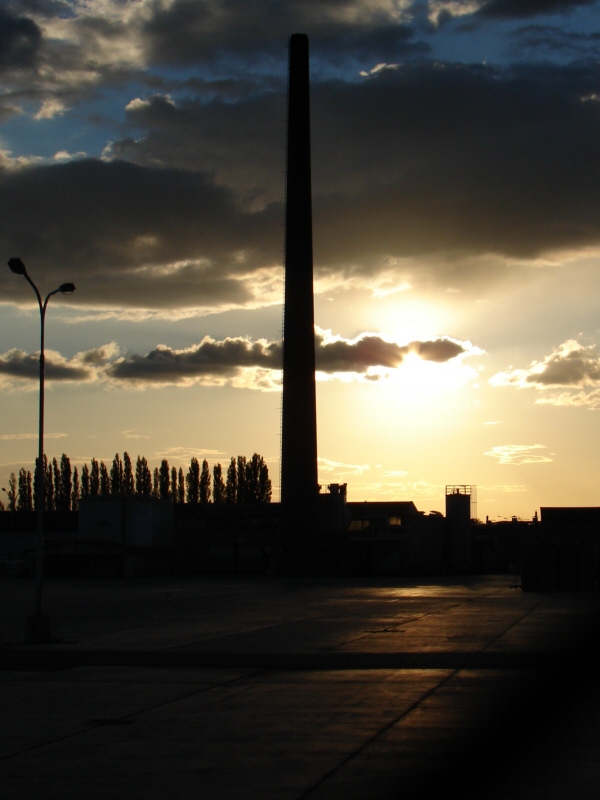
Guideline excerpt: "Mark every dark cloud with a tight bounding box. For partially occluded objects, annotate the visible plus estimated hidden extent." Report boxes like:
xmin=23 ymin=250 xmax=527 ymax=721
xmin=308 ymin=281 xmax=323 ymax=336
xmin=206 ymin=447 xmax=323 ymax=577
xmin=316 ymin=334 xmax=404 ymax=372
xmin=0 ymin=8 xmax=42 ymax=71
xmin=114 ymin=61 xmax=600 ymax=268
xmin=412 ymin=339 xmax=466 ymax=362
xmin=106 ymin=333 xmax=468 ymax=385
xmin=310 ymin=61 xmax=600 ymax=264
xmin=115 ymin=92 xmax=288 ymax=208
xmin=0 ymin=348 xmax=90 ymax=381
xmin=107 ymin=338 xmax=282 ymax=382
xmin=8 ymin=1 xmax=70 ymax=16
xmin=476 ymin=0 xmax=597 ymax=18
xmin=490 ymin=340 xmax=600 ymax=392
xmin=142 ymin=0 xmax=424 ymax=67
xmin=3 ymin=60 xmax=600 ymax=311
xmin=514 ymin=24 xmax=600 ymax=59
xmin=526 ymin=342 xmax=600 ymax=386
xmin=0 ymin=158 xmax=282 ymax=310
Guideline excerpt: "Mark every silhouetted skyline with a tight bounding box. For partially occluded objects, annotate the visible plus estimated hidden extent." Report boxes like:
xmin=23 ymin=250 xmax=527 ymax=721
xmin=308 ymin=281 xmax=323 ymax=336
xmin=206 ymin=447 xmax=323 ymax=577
xmin=2 ymin=2 xmax=600 ymax=519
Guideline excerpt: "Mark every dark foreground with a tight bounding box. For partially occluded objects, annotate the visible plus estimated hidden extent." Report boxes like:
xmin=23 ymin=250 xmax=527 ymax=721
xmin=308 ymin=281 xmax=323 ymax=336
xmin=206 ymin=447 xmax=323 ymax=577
xmin=1 ymin=574 xmax=600 ymax=799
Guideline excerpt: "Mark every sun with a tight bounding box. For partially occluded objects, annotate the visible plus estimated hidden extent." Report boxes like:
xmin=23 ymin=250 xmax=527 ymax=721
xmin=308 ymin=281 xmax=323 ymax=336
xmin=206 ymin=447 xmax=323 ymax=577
xmin=388 ymin=351 xmax=480 ymax=403
xmin=375 ymin=296 xmax=457 ymax=346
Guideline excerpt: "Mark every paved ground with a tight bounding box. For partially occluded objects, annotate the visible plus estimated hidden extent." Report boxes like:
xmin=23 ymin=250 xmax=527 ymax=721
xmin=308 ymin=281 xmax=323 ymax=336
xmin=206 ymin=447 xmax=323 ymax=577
xmin=1 ymin=574 xmax=600 ymax=799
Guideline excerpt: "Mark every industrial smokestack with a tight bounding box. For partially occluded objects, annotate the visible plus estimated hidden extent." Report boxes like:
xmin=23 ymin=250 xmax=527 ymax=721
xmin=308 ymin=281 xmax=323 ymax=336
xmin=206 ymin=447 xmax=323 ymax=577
xmin=280 ymin=33 xmax=319 ymax=565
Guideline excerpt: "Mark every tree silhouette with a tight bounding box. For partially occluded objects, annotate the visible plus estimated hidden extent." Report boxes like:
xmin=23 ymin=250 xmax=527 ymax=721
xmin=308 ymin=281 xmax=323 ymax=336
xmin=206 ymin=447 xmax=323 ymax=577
xmin=17 ymin=468 xmax=32 ymax=512
xmin=5 ymin=473 xmax=17 ymax=512
xmin=213 ymin=463 xmax=225 ymax=503
xmin=135 ymin=455 xmax=152 ymax=496
xmin=226 ymin=457 xmax=237 ymax=503
xmin=171 ymin=465 xmax=178 ymax=502
xmin=186 ymin=457 xmax=200 ymax=503
xmin=90 ymin=458 xmax=100 ymax=496
xmin=123 ymin=452 xmax=135 ymax=495
xmin=3 ymin=450 xmax=272 ymax=508
xmin=52 ymin=458 xmax=61 ymax=510
xmin=110 ymin=453 xmax=123 ymax=495
xmin=246 ymin=453 xmax=272 ymax=503
xmin=81 ymin=463 xmax=90 ymax=498
xmin=159 ymin=459 xmax=171 ymax=500
xmin=100 ymin=461 xmax=110 ymax=496
xmin=45 ymin=458 xmax=54 ymax=511
xmin=71 ymin=466 xmax=79 ymax=511
xmin=237 ymin=456 xmax=248 ymax=503
xmin=200 ymin=459 xmax=211 ymax=504
xmin=177 ymin=467 xmax=185 ymax=504
xmin=59 ymin=454 xmax=72 ymax=511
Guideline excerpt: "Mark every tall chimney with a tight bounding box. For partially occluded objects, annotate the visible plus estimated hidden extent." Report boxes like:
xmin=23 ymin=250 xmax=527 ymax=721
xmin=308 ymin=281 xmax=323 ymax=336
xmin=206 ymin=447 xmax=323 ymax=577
xmin=280 ymin=33 xmax=319 ymax=565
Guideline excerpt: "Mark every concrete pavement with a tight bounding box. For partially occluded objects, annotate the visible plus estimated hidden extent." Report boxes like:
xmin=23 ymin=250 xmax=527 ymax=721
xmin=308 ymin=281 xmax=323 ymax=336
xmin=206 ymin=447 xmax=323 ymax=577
xmin=1 ymin=574 xmax=600 ymax=799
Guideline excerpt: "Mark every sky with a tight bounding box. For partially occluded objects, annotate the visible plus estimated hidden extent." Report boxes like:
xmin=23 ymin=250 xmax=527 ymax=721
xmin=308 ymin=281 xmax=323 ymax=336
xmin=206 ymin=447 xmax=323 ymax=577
xmin=1 ymin=0 xmax=600 ymax=520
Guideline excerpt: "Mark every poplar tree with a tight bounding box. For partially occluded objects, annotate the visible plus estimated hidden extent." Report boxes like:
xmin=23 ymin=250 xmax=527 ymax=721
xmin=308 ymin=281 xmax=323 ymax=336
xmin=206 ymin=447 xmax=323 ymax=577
xmin=110 ymin=453 xmax=123 ymax=495
xmin=213 ymin=463 xmax=225 ymax=504
xmin=100 ymin=461 xmax=110 ymax=496
xmin=90 ymin=458 xmax=100 ymax=496
xmin=52 ymin=458 xmax=62 ymax=510
xmin=236 ymin=456 xmax=248 ymax=503
xmin=186 ymin=457 xmax=200 ymax=503
xmin=5 ymin=473 xmax=17 ymax=512
xmin=59 ymin=454 xmax=72 ymax=511
xmin=159 ymin=459 xmax=171 ymax=500
xmin=177 ymin=468 xmax=185 ymax=504
xmin=200 ymin=459 xmax=211 ymax=504
xmin=17 ymin=468 xmax=33 ymax=511
xmin=71 ymin=466 xmax=80 ymax=511
xmin=81 ymin=463 xmax=90 ymax=498
xmin=226 ymin=457 xmax=237 ymax=503
xmin=123 ymin=452 xmax=135 ymax=495
xmin=171 ymin=465 xmax=178 ymax=502
xmin=45 ymin=458 xmax=54 ymax=510
xmin=135 ymin=456 xmax=152 ymax=496
xmin=258 ymin=458 xmax=272 ymax=504
xmin=246 ymin=453 xmax=272 ymax=504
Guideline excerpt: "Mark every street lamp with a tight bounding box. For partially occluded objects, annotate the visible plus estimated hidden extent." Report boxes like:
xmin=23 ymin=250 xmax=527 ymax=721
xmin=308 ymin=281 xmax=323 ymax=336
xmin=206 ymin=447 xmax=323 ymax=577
xmin=8 ymin=257 xmax=76 ymax=642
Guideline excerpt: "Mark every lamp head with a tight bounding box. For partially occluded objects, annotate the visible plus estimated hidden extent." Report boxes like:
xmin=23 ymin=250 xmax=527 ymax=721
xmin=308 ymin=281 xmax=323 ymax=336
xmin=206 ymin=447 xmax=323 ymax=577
xmin=59 ymin=283 xmax=76 ymax=295
xmin=8 ymin=258 xmax=27 ymax=275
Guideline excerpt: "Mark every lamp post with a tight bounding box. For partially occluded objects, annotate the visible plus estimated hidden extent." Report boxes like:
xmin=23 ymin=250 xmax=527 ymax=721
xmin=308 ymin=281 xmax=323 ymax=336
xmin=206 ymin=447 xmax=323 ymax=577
xmin=8 ymin=257 xmax=75 ymax=642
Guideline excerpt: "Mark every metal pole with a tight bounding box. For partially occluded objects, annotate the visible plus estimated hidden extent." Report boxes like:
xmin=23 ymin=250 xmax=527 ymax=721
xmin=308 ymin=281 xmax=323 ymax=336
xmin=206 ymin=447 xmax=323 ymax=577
xmin=7 ymin=260 xmax=74 ymax=640
xmin=34 ymin=295 xmax=48 ymax=617
xmin=32 ymin=288 xmax=62 ymax=619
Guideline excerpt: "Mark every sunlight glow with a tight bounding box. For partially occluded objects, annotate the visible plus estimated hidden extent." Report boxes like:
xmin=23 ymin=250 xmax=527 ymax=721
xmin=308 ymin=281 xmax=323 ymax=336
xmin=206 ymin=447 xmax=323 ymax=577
xmin=390 ymin=351 xmax=480 ymax=400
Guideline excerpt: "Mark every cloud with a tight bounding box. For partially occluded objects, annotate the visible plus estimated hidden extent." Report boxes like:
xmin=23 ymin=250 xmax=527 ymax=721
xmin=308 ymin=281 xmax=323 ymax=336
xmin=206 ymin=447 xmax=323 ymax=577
xmin=475 ymin=0 xmax=597 ymax=19
xmin=142 ymin=0 xmax=421 ymax=67
xmin=490 ymin=340 xmax=600 ymax=408
xmin=0 ymin=431 xmax=67 ymax=441
xmin=34 ymin=97 xmax=67 ymax=119
xmin=0 ymin=343 xmax=116 ymax=387
xmin=0 ymin=331 xmax=477 ymax=390
xmin=490 ymin=340 xmax=600 ymax=389
xmin=318 ymin=457 xmax=370 ymax=475
xmin=106 ymin=332 xmax=475 ymax=387
xmin=0 ymin=347 xmax=90 ymax=383
xmin=315 ymin=331 xmax=472 ymax=373
xmin=513 ymin=24 xmax=600 ymax=61
xmin=0 ymin=8 xmax=42 ymax=72
xmin=0 ymin=158 xmax=283 ymax=312
xmin=484 ymin=444 xmax=553 ymax=465
xmin=0 ymin=0 xmax=424 ymax=122
xmin=1 ymin=6 xmax=599 ymax=313
xmin=107 ymin=337 xmax=282 ymax=385
xmin=2 ymin=57 xmax=600 ymax=316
